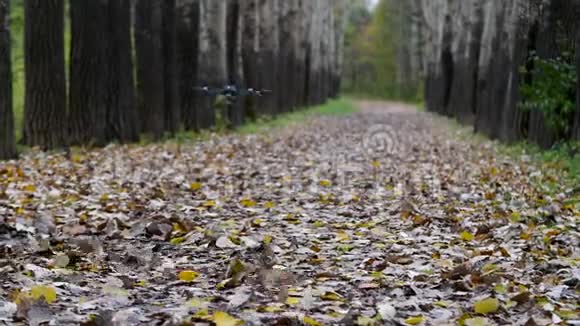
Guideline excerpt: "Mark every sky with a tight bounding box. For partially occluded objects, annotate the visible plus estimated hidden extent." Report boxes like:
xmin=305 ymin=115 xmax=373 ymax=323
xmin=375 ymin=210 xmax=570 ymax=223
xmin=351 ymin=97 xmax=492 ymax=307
xmin=367 ymin=0 xmax=379 ymax=9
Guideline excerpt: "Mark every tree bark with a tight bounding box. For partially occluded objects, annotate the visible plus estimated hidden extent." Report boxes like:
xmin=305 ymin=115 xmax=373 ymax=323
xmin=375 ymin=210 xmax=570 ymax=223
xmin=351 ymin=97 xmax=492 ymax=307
xmin=106 ymin=0 xmax=139 ymax=143
xmin=69 ymin=0 xmax=109 ymax=146
xmin=227 ymin=0 xmax=245 ymax=127
xmin=177 ymin=0 xmax=200 ymax=131
xmin=258 ymin=0 xmax=279 ymax=114
xmin=573 ymin=3 xmax=580 ymax=140
xmin=278 ymin=0 xmax=297 ymax=111
xmin=135 ymin=0 xmax=165 ymax=139
xmin=241 ymin=0 xmax=260 ymax=119
xmin=162 ymin=0 xmax=180 ymax=135
xmin=23 ymin=0 xmax=67 ymax=150
xmin=0 ymin=0 xmax=16 ymax=159
xmin=198 ymin=0 xmax=226 ymax=128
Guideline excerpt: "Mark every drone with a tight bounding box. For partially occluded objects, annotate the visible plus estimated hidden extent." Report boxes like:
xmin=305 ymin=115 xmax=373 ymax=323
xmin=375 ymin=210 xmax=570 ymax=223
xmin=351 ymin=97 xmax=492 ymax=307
xmin=194 ymin=84 xmax=272 ymax=105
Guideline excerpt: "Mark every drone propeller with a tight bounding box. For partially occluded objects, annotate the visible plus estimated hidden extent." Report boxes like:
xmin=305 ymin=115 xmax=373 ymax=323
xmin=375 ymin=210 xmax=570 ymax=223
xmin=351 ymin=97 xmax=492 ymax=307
xmin=194 ymin=84 xmax=273 ymax=98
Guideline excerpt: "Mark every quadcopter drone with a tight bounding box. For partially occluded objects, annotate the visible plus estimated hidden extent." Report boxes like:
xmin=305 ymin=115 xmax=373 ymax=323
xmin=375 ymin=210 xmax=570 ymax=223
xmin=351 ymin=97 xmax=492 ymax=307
xmin=194 ymin=84 xmax=272 ymax=105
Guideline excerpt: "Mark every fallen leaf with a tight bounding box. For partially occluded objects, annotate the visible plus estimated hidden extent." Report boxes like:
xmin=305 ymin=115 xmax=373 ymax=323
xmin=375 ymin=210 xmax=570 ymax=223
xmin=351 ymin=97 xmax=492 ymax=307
xmin=474 ymin=298 xmax=500 ymax=314
xmin=404 ymin=315 xmax=425 ymax=325
xmin=178 ymin=270 xmax=200 ymax=282
xmin=213 ymin=311 xmax=243 ymax=326
xmin=304 ymin=316 xmax=323 ymax=326
xmin=29 ymin=286 xmax=57 ymax=304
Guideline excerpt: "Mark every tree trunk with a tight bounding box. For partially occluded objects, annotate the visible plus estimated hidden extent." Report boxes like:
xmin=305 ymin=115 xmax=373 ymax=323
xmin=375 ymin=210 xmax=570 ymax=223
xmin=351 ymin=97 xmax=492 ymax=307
xmin=572 ymin=2 xmax=580 ymax=140
xmin=295 ymin=0 xmax=308 ymax=107
xmin=227 ymin=0 xmax=245 ymax=127
xmin=106 ymin=0 xmax=139 ymax=143
xmin=198 ymin=0 xmax=226 ymax=128
xmin=135 ymin=0 xmax=165 ymax=139
xmin=162 ymin=0 xmax=180 ymax=135
xmin=278 ymin=0 xmax=296 ymax=111
xmin=23 ymin=0 xmax=67 ymax=150
xmin=0 ymin=0 xmax=16 ymax=159
xmin=258 ymin=0 xmax=279 ymax=114
xmin=177 ymin=0 xmax=200 ymax=131
xmin=69 ymin=0 xmax=109 ymax=146
xmin=240 ymin=0 xmax=260 ymax=120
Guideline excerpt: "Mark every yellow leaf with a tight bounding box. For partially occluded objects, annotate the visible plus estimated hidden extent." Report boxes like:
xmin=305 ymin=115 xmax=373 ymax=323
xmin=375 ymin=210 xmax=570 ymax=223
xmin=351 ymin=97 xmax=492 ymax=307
xmin=134 ymin=280 xmax=147 ymax=287
xmin=433 ymin=300 xmax=449 ymax=308
xmin=263 ymin=235 xmax=273 ymax=245
xmin=303 ymin=316 xmax=323 ymax=326
xmin=494 ymin=284 xmax=507 ymax=294
xmin=313 ymin=220 xmax=325 ymax=227
xmin=319 ymin=179 xmax=332 ymax=187
xmin=464 ymin=317 xmax=489 ymax=326
xmin=240 ymin=199 xmax=256 ymax=207
xmin=285 ymin=297 xmax=300 ymax=305
xmin=202 ymin=200 xmax=216 ymax=207
xmin=404 ymin=316 xmax=425 ymax=325
xmin=190 ymin=182 xmax=202 ymax=191
xmin=30 ymin=285 xmax=57 ymax=304
xmin=251 ymin=219 xmax=263 ymax=227
xmin=170 ymin=237 xmax=185 ymax=245
xmin=474 ymin=298 xmax=500 ymax=314
xmin=213 ymin=311 xmax=244 ymax=326
xmin=263 ymin=201 xmax=276 ymax=209
xmin=321 ymin=291 xmax=346 ymax=302
xmin=357 ymin=316 xmax=378 ymax=326
xmin=371 ymin=160 xmax=381 ymax=168
xmin=460 ymin=231 xmax=475 ymax=241
xmin=336 ymin=231 xmax=350 ymax=242
xmin=179 ymin=270 xmax=200 ymax=282
xmin=23 ymin=184 xmax=36 ymax=193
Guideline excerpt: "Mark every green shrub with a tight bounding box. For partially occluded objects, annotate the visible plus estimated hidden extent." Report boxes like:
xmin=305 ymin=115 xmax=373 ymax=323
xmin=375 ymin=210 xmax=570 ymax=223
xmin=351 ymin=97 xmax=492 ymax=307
xmin=519 ymin=54 xmax=577 ymax=139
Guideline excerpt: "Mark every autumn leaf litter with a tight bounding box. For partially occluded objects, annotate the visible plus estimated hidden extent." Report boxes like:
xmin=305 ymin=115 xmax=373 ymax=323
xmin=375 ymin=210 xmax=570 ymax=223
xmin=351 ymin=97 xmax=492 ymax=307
xmin=0 ymin=102 xmax=578 ymax=325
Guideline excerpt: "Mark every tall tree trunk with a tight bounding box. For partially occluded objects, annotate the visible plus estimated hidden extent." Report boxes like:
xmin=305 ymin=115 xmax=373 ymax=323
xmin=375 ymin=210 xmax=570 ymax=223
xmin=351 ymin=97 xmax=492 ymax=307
xmin=177 ymin=0 xmax=200 ymax=131
xmin=295 ymin=0 xmax=308 ymax=107
xmin=199 ymin=0 xmax=226 ymax=128
xmin=305 ymin=1 xmax=323 ymax=106
xmin=258 ymin=0 xmax=279 ymax=114
xmin=135 ymin=0 xmax=165 ymax=139
xmin=23 ymin=0 xmax=67 ymax=150
xmin=227 ymin=0 xmax=245 ymax=127
xmin=0 ymin=0 xmax=16 ymax=159
xmin=107 ymin=0 xmax=139 ymax=143
xmin=240 ymin=0 xmax=260 ymax=120
xmin=278 ymin=0 xmax=295 ymax=111
xmin=69 ymin=0 xmax=109 ymax=146
xmin=162 ymin=0 xmax=180 ymax=135
xmin=573 ymin=2 xmax=580 ymax=140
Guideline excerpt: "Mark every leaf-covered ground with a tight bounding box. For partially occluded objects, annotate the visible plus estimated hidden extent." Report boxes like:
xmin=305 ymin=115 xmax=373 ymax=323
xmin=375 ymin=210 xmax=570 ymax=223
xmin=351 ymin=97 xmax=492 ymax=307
xmin=0 ymin=101 xmax=578 ymax=325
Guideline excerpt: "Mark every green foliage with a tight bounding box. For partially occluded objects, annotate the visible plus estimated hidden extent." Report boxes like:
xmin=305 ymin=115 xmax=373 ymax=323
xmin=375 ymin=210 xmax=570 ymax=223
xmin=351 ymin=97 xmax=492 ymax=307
xmin=342 ymin=0 xmax=422 ymax=102
xmin=10 ymin=0 xmax=25 ymax=139
xmin=519 ymin=54 xmax=577 ymax=138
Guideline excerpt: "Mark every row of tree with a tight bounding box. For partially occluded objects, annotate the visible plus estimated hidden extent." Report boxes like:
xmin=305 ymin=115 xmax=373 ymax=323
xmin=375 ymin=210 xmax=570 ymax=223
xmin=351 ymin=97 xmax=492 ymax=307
xmin=391 ymin=0 xmax=580 ymax=147
xmin=0 ymin=0 xmax=346 ymax=159
xmin=341 ymin=0 xmax=424 ymax=101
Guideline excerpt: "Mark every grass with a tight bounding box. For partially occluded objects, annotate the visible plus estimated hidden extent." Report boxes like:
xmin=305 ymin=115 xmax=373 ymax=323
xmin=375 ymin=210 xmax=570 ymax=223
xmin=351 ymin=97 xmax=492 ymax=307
xmin=438 ymin=114 xmax=580 ymax=188
xmin=499 ymin=141 xmax=580 ymax=187
xmin=237 ymin=98 xmax=357 ymax=134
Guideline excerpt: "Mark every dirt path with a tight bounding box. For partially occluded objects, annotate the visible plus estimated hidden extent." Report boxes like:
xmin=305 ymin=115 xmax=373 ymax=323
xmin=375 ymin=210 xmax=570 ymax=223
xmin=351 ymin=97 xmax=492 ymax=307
xmin=0 ymin=101 xmax=577 ymax=325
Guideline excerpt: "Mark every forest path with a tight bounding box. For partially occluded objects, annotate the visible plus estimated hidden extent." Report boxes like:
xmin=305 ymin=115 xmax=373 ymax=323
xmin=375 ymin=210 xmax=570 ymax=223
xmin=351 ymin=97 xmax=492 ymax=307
xmin=0 ymin=101 xmax=577 ymax=324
